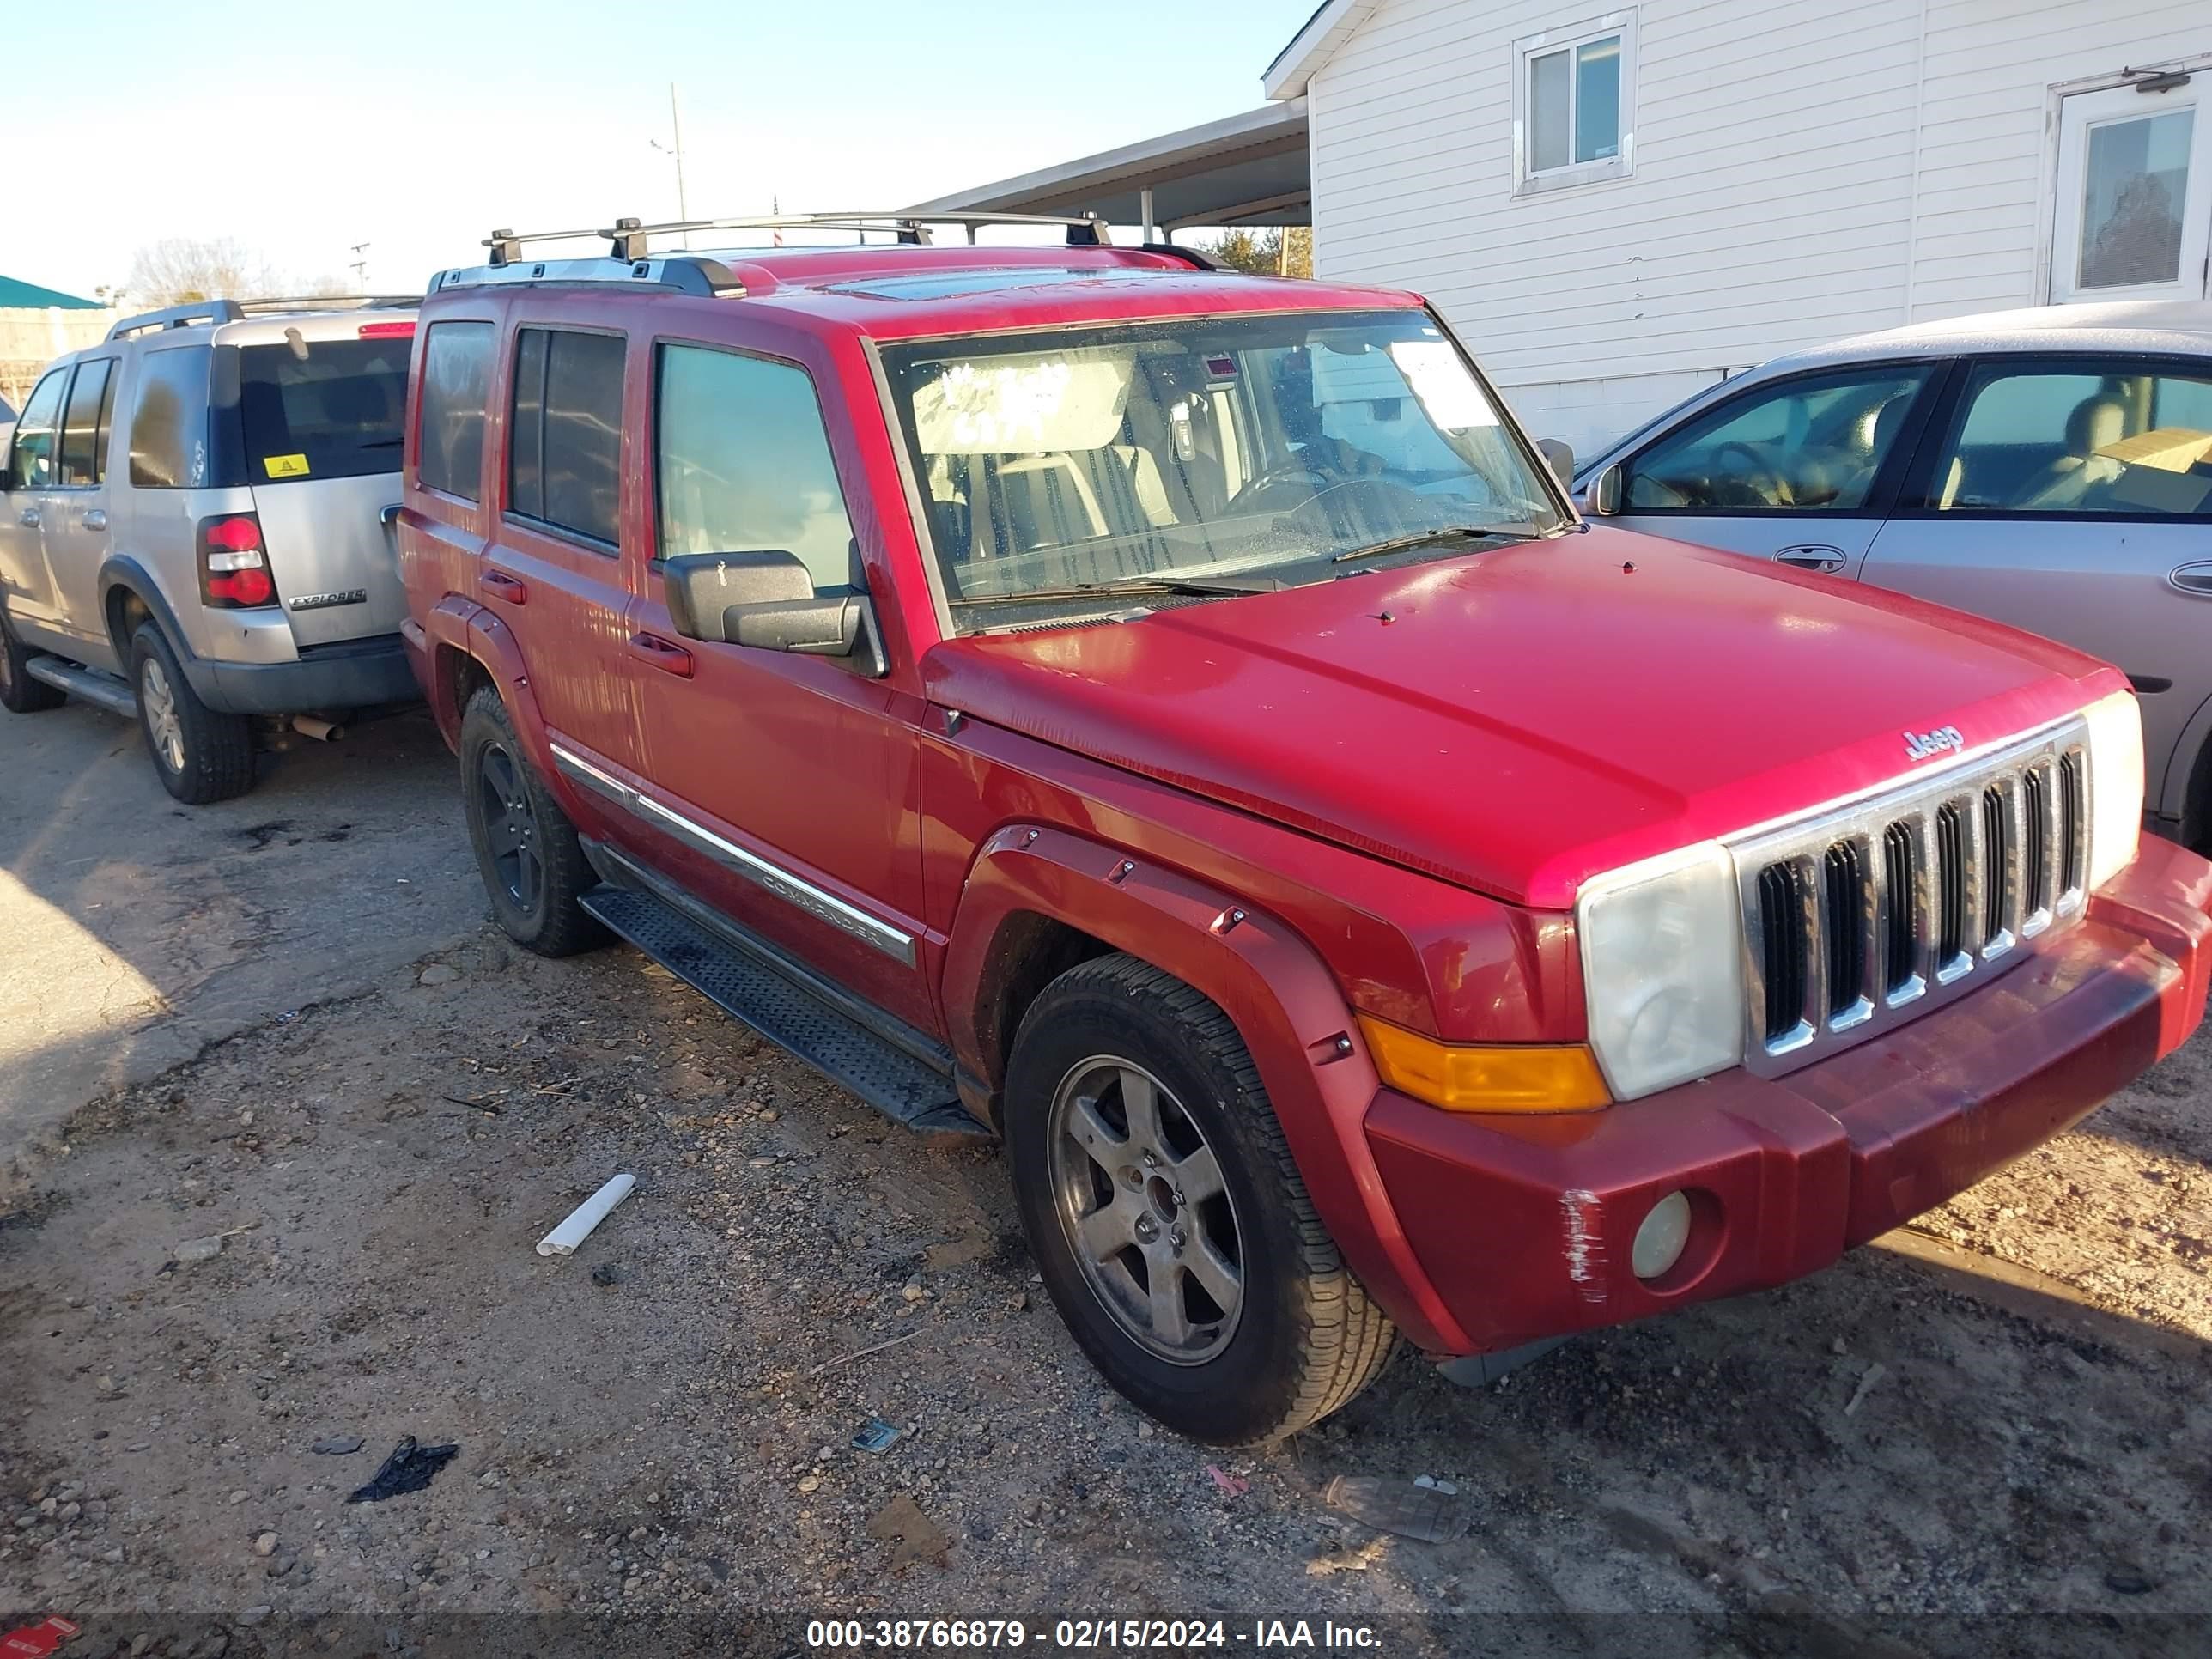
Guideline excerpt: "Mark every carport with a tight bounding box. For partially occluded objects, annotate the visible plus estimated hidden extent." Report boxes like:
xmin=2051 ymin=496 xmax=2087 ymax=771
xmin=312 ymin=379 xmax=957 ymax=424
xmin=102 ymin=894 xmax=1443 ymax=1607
xmin=906 ymin=99 xmax=1310 ymax=242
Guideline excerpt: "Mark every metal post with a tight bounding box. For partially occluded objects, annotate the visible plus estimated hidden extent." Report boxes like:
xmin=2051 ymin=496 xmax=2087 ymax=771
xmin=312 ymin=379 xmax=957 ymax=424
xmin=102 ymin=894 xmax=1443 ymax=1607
xmin=1139 ymin=187 xmax=1155 ymax=243
xmin=669 ymin=84 xmax=690 ymax=247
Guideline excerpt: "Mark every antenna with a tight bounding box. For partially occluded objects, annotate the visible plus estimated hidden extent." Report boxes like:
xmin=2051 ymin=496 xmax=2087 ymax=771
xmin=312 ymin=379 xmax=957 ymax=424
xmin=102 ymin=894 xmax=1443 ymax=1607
xmin=649 ymin=83 xmax=690 ymax=249
xmin=349 ymin=242 xmax=371 ymax=288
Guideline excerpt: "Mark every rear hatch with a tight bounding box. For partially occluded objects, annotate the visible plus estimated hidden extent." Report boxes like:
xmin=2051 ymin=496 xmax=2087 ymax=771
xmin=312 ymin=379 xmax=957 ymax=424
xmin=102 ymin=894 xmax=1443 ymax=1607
xmin=220 ymin=321 xmax=413 ymax=648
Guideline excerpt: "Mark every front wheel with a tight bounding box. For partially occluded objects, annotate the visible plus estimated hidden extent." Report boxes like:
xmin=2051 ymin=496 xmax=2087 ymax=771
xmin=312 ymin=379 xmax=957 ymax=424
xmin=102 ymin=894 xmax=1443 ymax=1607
xmin=1005 ymin=954 xmax=1396 ymax=1445
xmin=130 ymin=623 xmax=255 ymax=802
xmin=0 ymin=608 xmax=66 ymax=714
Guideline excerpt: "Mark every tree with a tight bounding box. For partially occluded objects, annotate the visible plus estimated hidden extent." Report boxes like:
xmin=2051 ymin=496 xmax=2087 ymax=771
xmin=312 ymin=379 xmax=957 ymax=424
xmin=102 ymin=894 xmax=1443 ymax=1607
xmin=1190 ymin=227 xmax=1313 ymax=279
xmin=123 ymin=238 xmax=282 ymax=306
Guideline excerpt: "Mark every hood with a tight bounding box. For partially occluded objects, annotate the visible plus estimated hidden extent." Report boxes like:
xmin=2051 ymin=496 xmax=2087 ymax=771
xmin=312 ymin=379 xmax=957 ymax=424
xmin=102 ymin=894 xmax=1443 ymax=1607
xmin=921 ymin=527 xmax=2121 ymax=909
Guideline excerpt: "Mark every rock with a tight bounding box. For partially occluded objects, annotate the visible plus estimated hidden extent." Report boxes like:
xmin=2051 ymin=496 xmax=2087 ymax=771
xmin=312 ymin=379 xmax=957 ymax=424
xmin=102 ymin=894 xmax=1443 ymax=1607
xmin=901 ymin=1279 xmax=927 ymax=1303
xmin=175 ymin=1236 xmax=227 ymax=1264
xmin=254 ymin=1531 xmax=278 ymax=1557
xmin=590 ymin=1263 xmax=625 ymax=1288
xmin=2106 ymin=1567 xmax=2155 ymax=1595
xmin=228 ymin=1490 xmax=251 ymax=1505
xmin=312 ymin=1434 xmax=365 ymax=1456
xmin=797 ymin=1475 xmax=821 ymax=1494
xmin=238 ymin=1606 xmax=272 ymax=1627
xmin=418 ymin=964 xmax=460 ymax=987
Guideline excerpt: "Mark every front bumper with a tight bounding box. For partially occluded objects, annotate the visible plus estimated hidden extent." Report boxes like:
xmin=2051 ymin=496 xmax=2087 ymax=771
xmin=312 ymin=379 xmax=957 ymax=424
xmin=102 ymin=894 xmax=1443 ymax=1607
xmin=187 ymin=632 xmax=418 ymax=715
xmin=1364 ymin=834 xmax=2212 ymax=1356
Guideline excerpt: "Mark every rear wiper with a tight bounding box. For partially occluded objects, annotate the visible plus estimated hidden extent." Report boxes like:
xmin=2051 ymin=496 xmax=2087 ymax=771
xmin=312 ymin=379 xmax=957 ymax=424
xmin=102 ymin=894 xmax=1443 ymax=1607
xmin=948 ymin=574 xmax=1278 ymax=607
xmin=1330 ymin=524 xmax=1542 ymax=563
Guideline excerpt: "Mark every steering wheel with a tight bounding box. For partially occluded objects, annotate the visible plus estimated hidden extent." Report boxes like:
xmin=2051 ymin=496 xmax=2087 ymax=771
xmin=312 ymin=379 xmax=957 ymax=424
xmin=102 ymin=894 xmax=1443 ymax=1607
xmin=1224 ymin=458 xmax=1334 ymax=514
xmin=1710 ymin=441 xmax=1791 ymax=507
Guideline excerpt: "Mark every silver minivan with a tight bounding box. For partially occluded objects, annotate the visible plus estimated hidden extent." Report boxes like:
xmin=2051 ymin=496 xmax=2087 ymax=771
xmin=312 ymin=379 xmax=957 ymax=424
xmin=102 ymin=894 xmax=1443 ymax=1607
xmin=0 ymin=297 xmax=420 ymax=800
xmin=1574 ymin=301 xmax=2212 ymax=854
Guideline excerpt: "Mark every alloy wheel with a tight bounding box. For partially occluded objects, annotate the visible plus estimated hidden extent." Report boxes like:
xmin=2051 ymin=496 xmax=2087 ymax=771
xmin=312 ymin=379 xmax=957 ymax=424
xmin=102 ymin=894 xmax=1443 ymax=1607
xmin=139 ymin=659 xmax=186 ymax=773
xmin=1047 ymin=1056 xmax=1244 ymax=1364
xmin=476 ymin=742 xmax=544 ymax=915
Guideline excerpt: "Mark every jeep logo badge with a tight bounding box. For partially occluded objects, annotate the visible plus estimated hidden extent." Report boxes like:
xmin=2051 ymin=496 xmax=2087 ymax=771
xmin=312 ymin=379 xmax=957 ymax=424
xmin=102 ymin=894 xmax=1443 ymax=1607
xmin=1904 ymin=725 xmax=1963 ymax=762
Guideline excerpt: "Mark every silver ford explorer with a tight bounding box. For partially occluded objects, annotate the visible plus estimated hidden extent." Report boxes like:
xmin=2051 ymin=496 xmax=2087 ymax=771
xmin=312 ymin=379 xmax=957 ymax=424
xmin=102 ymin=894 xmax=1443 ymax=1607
xmin=0 ymin=296 xmax=421 ymax=801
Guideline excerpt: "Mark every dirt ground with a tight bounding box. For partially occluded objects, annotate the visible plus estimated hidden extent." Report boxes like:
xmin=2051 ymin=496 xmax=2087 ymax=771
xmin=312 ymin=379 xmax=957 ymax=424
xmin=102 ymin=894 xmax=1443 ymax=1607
xmin=2 ymin=710 xmax=2209 ymax=1659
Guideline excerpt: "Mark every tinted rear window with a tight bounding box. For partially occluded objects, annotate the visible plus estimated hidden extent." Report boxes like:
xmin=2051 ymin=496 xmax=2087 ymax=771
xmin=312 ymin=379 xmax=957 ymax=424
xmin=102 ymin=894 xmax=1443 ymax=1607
xmin=236 ymin=338 xmax=408 ymax=484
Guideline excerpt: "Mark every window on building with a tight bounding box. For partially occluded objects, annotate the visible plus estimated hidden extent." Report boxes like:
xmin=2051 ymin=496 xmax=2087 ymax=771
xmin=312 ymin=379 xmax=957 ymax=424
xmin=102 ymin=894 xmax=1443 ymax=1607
xmin=508 ymin=327 xmax=626 ymax=547
xmin=416 ymin=322 xmax=493 ymax=501
xmin=1921 ymin=362 xmax=2212 ymax=518
xmin=656 ymin=344 xmax=860 ymax=592
xmin=1515 ymin=12 xmax=1636 ymax=194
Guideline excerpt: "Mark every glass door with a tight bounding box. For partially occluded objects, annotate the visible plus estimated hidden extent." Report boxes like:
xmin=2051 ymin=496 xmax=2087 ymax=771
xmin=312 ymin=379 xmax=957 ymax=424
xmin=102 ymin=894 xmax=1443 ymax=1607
xmin=2051 ymin=80 xmax=2210 ymax=303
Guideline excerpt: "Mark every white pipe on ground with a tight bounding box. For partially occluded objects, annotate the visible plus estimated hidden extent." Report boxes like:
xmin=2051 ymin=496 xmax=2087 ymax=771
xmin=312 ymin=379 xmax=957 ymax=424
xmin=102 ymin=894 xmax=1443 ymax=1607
xmin=536 ymin=1174 xmax=636 ymax=1257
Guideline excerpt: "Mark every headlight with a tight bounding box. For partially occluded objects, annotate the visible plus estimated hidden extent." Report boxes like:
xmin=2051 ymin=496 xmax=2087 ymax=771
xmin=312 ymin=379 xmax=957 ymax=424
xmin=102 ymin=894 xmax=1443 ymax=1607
xmin=2082 ymin=689 xmax=2143 ymax=890
xmin=1576 ymin=842 xmax=1745 ymax=1099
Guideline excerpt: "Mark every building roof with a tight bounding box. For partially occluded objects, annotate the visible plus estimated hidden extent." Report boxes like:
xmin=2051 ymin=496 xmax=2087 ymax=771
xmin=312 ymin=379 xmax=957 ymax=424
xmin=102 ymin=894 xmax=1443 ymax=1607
xmin=906 ymin=100 xmax=1311 ymax=230
xmin=1263 ymin=0 xmax=1381 ymax=100
xmin=0 ymin=274 xmax=101 ymax=310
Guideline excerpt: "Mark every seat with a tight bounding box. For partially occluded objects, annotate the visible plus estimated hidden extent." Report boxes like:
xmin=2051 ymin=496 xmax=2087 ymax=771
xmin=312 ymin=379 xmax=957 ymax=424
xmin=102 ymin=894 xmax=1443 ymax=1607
xmin=2021 ymin=395 xmax=2128 ymax=507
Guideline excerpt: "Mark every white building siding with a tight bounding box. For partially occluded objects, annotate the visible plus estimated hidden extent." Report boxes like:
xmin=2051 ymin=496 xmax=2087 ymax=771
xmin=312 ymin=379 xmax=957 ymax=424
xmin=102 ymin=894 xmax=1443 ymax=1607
xmin=1301 ymin=0 xmax=2211 ymax=454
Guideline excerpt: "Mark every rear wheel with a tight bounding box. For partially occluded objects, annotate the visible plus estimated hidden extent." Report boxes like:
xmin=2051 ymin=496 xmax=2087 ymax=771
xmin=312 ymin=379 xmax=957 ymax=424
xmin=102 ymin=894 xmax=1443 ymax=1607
xmin=1006 ymin=954 xmax=1397 ymax=1445
xmin=459 ymin=686 xmax=607 ymax=957
xmin=0 ymin=607 xmax=66 ymax=714
xmin=130 ymin=623 xmax=255 ymax=802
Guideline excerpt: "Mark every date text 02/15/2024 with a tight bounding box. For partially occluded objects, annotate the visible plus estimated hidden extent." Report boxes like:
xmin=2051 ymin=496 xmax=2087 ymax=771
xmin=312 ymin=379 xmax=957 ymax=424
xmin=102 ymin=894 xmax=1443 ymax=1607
xmin=804 ymin=1619 xmax=1384 ymax=1650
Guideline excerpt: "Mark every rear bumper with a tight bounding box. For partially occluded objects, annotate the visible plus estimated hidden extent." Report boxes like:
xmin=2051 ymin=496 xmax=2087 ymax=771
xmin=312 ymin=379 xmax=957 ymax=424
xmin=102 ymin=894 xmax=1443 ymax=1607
xmin=1363 ymin=834 xmax=2212 ymax=1356
xmin=188 ymin=633 xmax=418 ymax=714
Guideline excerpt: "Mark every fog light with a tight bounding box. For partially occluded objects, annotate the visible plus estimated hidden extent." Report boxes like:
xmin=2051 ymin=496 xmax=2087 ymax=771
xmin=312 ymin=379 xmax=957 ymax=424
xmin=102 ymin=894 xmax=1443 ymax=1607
xmin=1632 ymin=1190 xmax=1692 ymax=1280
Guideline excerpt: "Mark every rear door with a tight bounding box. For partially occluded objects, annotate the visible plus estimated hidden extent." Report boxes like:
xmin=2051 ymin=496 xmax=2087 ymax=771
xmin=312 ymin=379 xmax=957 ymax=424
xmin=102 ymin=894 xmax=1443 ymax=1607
xmin=1861 ymin=352 xmax=2212 ymax=816
xmin=1606 ymin=362 xmax=1943 ymax=575
xmin=228 ymin=325 xmax=413 ymax=647
xmin=43 ymin=354 xmax=121 ymax=647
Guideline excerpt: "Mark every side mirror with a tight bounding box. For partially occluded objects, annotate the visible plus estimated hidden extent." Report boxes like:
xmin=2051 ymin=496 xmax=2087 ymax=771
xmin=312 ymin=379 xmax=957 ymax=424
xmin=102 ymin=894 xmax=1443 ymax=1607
xmin=1535 ymin=438 xmax=1574 ymax=488
xmin=662 ymin=550 xmax=885 ymax=676
xmin=1589 ymin=462 xmax=1625 ymax=517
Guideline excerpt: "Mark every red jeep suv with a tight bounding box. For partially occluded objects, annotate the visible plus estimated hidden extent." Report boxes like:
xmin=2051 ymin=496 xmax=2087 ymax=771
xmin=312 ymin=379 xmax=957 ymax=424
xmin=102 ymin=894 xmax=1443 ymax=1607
xmin=397 ymin=215 xmax=2212 ymax=1445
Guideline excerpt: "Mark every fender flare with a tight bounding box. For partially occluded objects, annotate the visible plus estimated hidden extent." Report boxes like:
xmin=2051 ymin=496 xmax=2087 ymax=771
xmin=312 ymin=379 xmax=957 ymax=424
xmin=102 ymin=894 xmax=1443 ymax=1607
xmin=941 ymin=823 xmax=1470 ymax=1353
xmin=95 ymin=555 xmax=194 ymax=664
xmin=2158 ymin=684 xmax=2212 ymax=841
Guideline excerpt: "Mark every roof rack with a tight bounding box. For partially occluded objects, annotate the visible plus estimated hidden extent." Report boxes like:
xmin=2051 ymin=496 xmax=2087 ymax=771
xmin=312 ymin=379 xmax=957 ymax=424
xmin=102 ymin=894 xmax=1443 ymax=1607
xmin=480 ymin=209 xmax=1113 ymax=266
xmin=106 ymin=293 xmax=419 ymax=342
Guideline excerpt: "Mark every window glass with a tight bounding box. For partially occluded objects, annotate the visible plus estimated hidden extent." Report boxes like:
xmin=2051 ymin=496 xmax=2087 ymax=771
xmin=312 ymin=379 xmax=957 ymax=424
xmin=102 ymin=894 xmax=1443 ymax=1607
xmin=58 ymin=361 xmax=114 ymax=487
xmin=509 ymin=328 xmax=624 ymax=545
xmin=235 ymin=338 xmax=407 ymax=484
xmin=1626 ymin=368 xmax=1932 ymax=511
xmin=657 ymin=346 xmax=860 ymax=592
xmin=8 ymin=368 xmax=69 ymax=489
xmin=1529 ymin=49 xmax=1570 ymax=173
xmin=2078 ymin=110 xmax=2193 ymax=290
xmin=1575 ymin=35 xmax=1622 ymax=163
xmin=417 ymin=321 xmax=493 ymax=501
xmin=1928 ymin=363 xmax=2212 ymax=517
xmin=128 ymin=344 xmax=213 ymax=489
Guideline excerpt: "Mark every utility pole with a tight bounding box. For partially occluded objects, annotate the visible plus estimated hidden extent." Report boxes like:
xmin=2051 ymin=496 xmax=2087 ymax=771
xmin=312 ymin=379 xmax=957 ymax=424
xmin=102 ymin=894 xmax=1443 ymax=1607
xmin=349 ymin=243 xmax=371 ymax=289
xmin=650 ymin=83 xmax=690 ymax=246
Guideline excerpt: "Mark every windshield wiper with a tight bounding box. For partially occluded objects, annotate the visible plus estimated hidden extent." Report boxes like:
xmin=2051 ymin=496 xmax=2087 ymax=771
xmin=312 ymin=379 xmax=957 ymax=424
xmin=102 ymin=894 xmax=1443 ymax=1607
xmin=1329 ymin=524 xmax=1545 ymax=563
xmin=948 ymin=574 xmax=1279 ymax=607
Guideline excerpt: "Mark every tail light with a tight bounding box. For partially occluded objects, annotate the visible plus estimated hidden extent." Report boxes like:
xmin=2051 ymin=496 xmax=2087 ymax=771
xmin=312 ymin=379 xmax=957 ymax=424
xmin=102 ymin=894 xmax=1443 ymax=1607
xmin=197 ymin=514 xmax=278 ymax=608
xmin=358 ymin=320 xmax=416 ymax=339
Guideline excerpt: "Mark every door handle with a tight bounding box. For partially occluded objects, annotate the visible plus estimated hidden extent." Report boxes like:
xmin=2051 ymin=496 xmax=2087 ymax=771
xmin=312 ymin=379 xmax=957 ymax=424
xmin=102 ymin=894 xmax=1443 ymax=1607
xmin=627 ymin=632 xmax=695 ymax=678
xmin=2170 ymin=562 xmax=2212 ymax=598
xmin=15 ymin=507 xmax=36 ymax=528
xmin=477 ymin=569 xmax=528 ymax=605
xmin=1774 ymin=544 xmax=1847 ymax=573
xmin=79 ymin=508 xmax=106 ymax=532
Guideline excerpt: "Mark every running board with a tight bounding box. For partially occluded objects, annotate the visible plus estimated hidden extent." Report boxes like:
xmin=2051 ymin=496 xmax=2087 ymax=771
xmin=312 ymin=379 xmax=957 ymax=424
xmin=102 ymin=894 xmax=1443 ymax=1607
xmin=578 ymin=884 xmax=985 ymax=1137
xmin=24 ymin=659 xmax=137 ymax=717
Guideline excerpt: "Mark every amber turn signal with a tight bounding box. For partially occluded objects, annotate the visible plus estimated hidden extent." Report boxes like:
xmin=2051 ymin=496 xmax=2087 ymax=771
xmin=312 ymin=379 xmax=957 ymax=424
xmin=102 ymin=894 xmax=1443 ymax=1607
xmin=1358 ymin=1016 xmax=1612 ymax=1114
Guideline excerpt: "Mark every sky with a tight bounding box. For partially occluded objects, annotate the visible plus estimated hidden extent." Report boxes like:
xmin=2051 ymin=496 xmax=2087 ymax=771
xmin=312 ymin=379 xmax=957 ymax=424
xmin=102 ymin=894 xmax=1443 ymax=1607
xmin=1 ymin=0 xmax=1311 ymax=304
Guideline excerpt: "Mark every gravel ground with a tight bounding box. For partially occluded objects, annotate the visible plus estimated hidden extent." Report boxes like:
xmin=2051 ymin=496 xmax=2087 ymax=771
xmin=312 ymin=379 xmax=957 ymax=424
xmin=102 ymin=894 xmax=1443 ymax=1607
xmin=3 ymin=919 xmax=2209 ymax=1658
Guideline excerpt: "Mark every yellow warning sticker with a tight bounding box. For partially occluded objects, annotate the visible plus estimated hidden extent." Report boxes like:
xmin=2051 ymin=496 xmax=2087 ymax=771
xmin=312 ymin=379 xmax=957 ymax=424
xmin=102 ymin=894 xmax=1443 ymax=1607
xmin=264 ymin=453 xmax=311 ymax=478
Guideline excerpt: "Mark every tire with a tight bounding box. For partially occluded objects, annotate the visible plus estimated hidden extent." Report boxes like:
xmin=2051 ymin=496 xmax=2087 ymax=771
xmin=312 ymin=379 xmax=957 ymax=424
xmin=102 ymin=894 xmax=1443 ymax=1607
xmin=459 ymin=685 xmax=608 ymax=957
xmin=1005 ymin=953 xmax=1397 ymax=1445
xmin=129 ymin=622 xmax=255 ymax=803
xmin=0 ymin=606 xmax=66 ymax=714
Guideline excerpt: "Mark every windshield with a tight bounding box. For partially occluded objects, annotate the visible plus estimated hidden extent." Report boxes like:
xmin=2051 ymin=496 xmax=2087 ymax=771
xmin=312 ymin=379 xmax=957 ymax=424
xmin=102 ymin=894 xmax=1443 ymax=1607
xmin=877 ymin=309 xmax=1569 ymax=626
xmin=234 ymin=337 xmax=409 ymax=484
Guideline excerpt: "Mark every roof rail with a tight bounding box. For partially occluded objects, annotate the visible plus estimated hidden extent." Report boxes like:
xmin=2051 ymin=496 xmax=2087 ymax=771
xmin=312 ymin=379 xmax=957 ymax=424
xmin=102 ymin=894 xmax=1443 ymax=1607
xmin=430 ymin=253 xmax=749 ymax=298
xmin=480 ymin=209 xmax=1113 ymax=265
xmin=234 ymin=294 xmax=420 ymax=313
xmin=106 ymin=300 xmax=244 ymax=342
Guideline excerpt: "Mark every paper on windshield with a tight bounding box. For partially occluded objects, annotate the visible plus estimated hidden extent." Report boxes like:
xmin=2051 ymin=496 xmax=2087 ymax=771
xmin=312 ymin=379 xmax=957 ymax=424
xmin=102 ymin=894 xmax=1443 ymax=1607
xmin=912 ymin=350 xmax=1134 ymax=454
xmin=1388 ymin=340 xmax=1499 ymax=431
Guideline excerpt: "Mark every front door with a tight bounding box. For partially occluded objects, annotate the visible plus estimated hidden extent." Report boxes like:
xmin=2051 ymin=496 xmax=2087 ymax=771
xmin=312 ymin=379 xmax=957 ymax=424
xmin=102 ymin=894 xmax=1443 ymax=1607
xmin=623 ymin=334 xmax=935 ymax=1035
xmin=1 ymin=365 xmax=70 ymax=635
xmin=1607 ymin=362 xmax=1942 ymax=577
xmin=1860 ymin=353 xmax=2212 ymax=817
xmin=2051 ymin=78 xmax=2212 ymax=305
